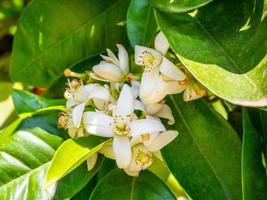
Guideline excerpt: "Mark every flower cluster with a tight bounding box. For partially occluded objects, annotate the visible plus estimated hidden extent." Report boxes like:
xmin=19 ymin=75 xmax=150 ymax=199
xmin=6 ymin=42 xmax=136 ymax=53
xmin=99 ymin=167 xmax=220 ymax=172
xmin=58 ymin=32 xmax=206 ymax=176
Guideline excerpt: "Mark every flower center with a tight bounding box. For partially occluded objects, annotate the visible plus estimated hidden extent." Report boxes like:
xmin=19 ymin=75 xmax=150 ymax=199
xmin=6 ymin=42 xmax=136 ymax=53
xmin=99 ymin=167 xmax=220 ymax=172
xmin=114 ymin=120 xmax=130 ymax=136
xmin=57 ymin=113 xmax=69 ymax=129
xmin=139 ymin=50 xmax=155 ymax=68
xmin=135 ymin=150 xmax=153 ymax=168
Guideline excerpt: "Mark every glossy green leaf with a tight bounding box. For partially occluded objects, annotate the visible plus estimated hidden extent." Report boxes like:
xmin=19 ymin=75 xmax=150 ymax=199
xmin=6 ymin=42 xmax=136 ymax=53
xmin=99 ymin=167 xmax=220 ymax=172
xmin=0 ymin=127 xmax=63 ymax=200
xmin=11 ymin=0 xmax=130 ymax=86
xmin=127 ymin=0 xmax=157 ymax=47
xmin=45 ymin=136 xmax=109 ymax=187
xmin=150 ymin=0 xmax=213 ymax=13
xmin=162 ymin=95 xmax=242 ymax=200
xmin=12 ymin=89 xmax=65 ymax=114
xmin=90 ymin=169 xmax=175 ymax=200
xmin=242 ymin=109 xmax=267 ymax=200
xmin=156 ymin=0 xmax=267 ymax=106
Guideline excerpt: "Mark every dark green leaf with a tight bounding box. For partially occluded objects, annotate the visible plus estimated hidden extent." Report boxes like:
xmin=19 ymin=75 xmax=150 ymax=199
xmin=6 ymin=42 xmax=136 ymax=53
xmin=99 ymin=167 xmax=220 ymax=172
xmin=11 ymin=0 xmax=130 ymax=86
xmin=12 ymin=89 xmax=65 ymax=114
xmin=242 ymin=109 xmax=267 ymax=200
xmin=162 ymin=95 xmax=242 ymax=200
xmin=53 ymin=157 xmax=105 ymax=200
xmin=259 ymin=110 xmax=267 ymax=165
xmin=127 ymin=0 xmax=157 ymax=47
xmin=89 ymin=169 xmax=175 ymax=200
xmin=45 ymin=54 xmax=100 ymax=98
xmin=45 ymin=136 xmax=109 ymax=187
xmin=150 ymin=0 xmax=213 ymax=13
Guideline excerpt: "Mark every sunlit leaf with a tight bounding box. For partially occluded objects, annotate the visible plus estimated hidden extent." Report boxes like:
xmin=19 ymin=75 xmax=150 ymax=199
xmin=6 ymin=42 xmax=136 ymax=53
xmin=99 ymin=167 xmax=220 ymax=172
xmin=45 ymin=136 xmax=109 ymax=187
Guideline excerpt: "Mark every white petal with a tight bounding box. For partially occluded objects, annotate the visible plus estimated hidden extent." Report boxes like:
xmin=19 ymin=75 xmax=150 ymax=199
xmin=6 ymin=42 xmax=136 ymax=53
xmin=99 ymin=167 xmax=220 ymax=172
xmin=159 ymin=57 xmax=186 ymax=81
xmin=113 ymin=135 xmax=131 ymax=168
xmin=90 ymin=85 xmax=110 ymax=100
xmin=183 ymin=81 xmax=206 ymax=102
xmin=93 ymin=63 xmax=124 ymax=82
xmin=117 ymin=44 xmax=129 ymax=74
xmin=72 ymin=102 xmax=86 ymax=128
xmin=156 ymin=104 xmax=175 ymax=125
xmin=154 ymin=32 xmax=169 ymax=55
xmin=106 ymin=48 xmax=119 ymax=65
xmin=68 ymin=127 xmax=78 ymax=138
xmin=134 ymin=100 xmax=145 ymax=111
xmin=127 ymin=145 xmax=142 ymax=172
xmin=139 ymin=67 xmax=162 ymax=104
xmin=145 ymin=103 xmax=164 ymax=115
xmin=73 ymin=86 xmax=90 ymax=103
xmin=83 ymin=112 xmax=114 ymax=137
xmin=123 ymin=169 xmax=140 ymax=177
xmin=135 ymin=46 xmax=162 ymax=67
xmin=140 ymin=68 xmax=184 ymax=104
xmin=114 ymin=84 xmax=135 ymax=119
xmin=66 ymin=98 xmax=78 ymax=110
xmin=142 ymin=132 xmax=159 ymax=147
xmin=146 ymin=130 xmax=178 ymax=152
xmin=131 ymin=81 xmax=140 ymax=99
xmin=99 ymin=142 xmax=115 ymax=159
xmin=86 ymin=153 xmax=98 ymax=171
xmin=130 ymin=118 xmax=166 ymax=137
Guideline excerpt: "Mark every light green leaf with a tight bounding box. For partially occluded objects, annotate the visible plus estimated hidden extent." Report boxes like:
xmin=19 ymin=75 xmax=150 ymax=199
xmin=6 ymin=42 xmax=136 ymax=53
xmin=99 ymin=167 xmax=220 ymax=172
xmin=242 ymin=109 xmax=267 ymax=200
xmin=11 ymin=0 xmax=130 ymax=86
xmin=156 ymin=0 xmax=267 ymax=106
xmin=127 ymin=0 xmax=157 ymax=47
xmin=162 ymin=95 xmax=242 ymax=200
xmin=45 ymin=136 xmax=109 ymax=187
xmin=0 ymin=127 xmax=63 ymax=200
xmin=150 ymin=0 xmax=213 ymax=13
xmin=12 ymin=89 xmax=65 ymax=115
xmin=89 ymin=169 xmax=176 ymax=200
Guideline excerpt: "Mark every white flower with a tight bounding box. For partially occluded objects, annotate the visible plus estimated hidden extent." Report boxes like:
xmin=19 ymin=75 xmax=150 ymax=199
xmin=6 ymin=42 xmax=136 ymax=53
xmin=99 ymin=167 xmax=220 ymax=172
xmin=91 ymin=44 xmax=129 ymax=82
xmin=135 ymin=32 xmax=186 ymax=104
xmin=124 ymin=130 xmax=178 ymax=176
xmin=64 ymin=81 xmax=111 ymax=128
xmin=83 ymin=84 xmax=166 ymax=168
xmin=130 ymin=82 xmax=175 ymax=124
xmin=58 ymin=112 xmax=87 ymax=138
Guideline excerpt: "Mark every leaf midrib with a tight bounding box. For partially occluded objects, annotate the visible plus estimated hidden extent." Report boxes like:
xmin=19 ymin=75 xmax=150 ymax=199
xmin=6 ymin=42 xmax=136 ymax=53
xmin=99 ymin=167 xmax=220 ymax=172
xmin=169 ymin=95 xmax=231 ymax=199
xmin=18 ymin=0 xmax=123 ymax=76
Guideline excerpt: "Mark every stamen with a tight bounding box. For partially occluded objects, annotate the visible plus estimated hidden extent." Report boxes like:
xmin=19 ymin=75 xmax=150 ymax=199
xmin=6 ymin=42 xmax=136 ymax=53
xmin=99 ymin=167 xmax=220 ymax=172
xmin=135 ymin=150 xmax=153 ymax=168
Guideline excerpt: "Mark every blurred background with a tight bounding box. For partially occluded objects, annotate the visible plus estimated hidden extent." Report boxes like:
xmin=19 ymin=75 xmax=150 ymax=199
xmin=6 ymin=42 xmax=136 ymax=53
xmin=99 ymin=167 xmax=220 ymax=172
xmin=0 ymin=0 xmax=29 ymax=128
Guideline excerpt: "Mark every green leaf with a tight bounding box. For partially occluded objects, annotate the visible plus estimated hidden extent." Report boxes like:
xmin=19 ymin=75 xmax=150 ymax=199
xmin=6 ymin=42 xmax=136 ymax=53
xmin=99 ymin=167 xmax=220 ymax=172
xmin=156 ymin=0 xmax=267 ymax=106
xmin=45 ymin=136 xmax=109 ymax=187
xmin=53 ymin=158 xmax=104 ymax=200
xmin=0 ymin=127 xmax=63 ymax=200
xmin=242 ymin=109 xmax=267 ymax=200
xmin=162 ymin=95 xmax=242 ymax=200
xmin=19 ymin=111 xmax=67 ymax=138
xmin=89 ymin=169 xmax=176 ymax=200
xmin=127 ymin=0 xmax=157 ymax=47
xmin=259 ymin=110 xmax=267 ymax=162
xmin=45 ymin=54 xmax=100 ymax=98
xmin=150 ymin=0 xmax=213 ymax=13
xmin=11 ymin=0 xmax=130 ymax=86
xmin=12 ymin=89 xmax=65 ymax=114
